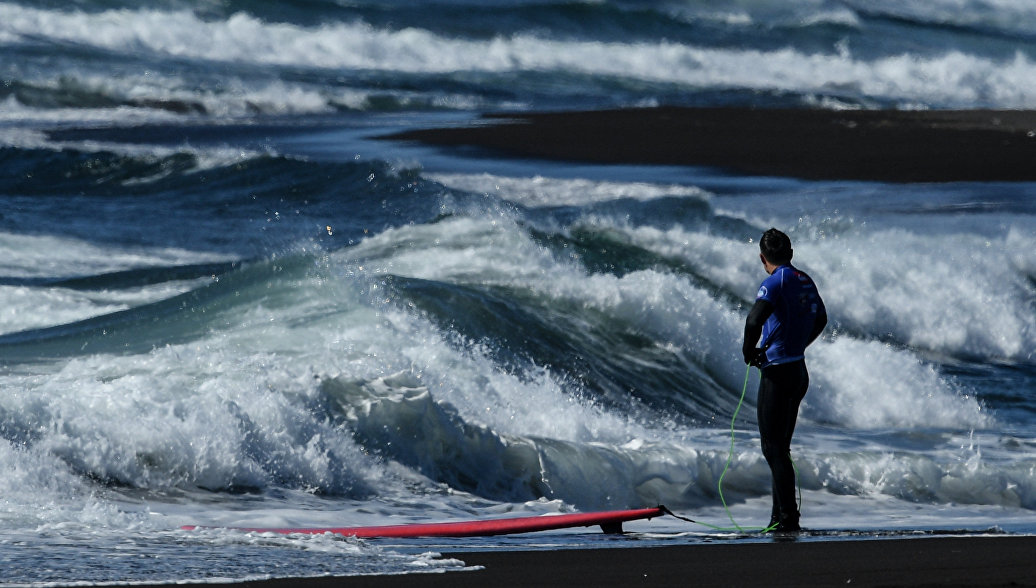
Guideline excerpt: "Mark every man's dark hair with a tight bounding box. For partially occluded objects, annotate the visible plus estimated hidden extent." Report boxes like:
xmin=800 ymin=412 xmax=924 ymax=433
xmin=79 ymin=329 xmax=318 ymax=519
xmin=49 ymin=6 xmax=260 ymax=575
xmin=760 ymin=228 xmax=793 ymax=264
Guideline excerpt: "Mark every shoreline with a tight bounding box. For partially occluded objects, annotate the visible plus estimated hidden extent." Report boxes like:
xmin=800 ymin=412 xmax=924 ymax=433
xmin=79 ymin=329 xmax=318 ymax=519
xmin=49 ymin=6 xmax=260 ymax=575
xmin=381 ymin=107 xmax=1036 ymax=182
xmin=199 ymin=535 xmax=1036 ymax=588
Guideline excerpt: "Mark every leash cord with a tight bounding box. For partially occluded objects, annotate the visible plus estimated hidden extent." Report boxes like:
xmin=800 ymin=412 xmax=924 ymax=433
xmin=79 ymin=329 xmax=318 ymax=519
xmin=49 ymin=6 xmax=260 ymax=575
xmin=714 ymin=363 xmax=766 ymax=532
xmin=702 ymin=363 xmax=800 ymax=533
xmin=663 ymin=364 xmax=804 ymax=534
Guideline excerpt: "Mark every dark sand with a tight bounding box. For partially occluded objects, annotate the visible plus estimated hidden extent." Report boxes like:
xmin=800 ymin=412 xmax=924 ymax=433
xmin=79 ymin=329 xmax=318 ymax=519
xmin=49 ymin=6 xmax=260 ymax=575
xmin=382 ymin=107 xmax=1036 ymax=182
xmin=217 ymin=535 xmax=1036 ymax=588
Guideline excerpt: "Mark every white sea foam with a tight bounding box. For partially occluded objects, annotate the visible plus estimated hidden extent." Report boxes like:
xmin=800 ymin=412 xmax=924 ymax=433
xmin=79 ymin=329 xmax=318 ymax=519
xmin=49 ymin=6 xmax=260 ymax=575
xmin=0 ymin=282 xmax=199 ymax=336
xmin=337 ymin=219 xmax=653 ymax=444
xmin=666 ymin=0 xmax=1036 ymax=39
xmin=622 ymin=219 xmax=1035 ymax=363
xmin=843 ymin=0 xmax=1036 ymax=38
xmin=4 ymin=5 xmax=1036 ymax=108
xmin=1006 ymin=225 xmax=1036 ymax=282
xmin=807 ymin=338 xmax=992 ymax=429
xmin=338 ymin=208 xmax=993 ymax=436
xmin=428 ymin=172 xmax=711 ymax=208
xmin=0 ymin=94 xmax=181 ymax=126
xmin=806 ymin=228 xmax=1035 ymax=362
xmin=0 ymin=115 xmax=274 ymax=177
xmin=432 ymin=173 xmax=1035 ymax=364
xmin=661 ymin=0 xmax=863 ymax=29
xmin=0 ymin=232 xmax=238 ymax=334
xmin=0 ymin=232 xmax=234 ymax=280
xmin=0 ymin=327 xmax=380 ymax=493
xmin=412 ymin=174 xmax=1007 ymax=436
xmin=0 ymin=440 xmax=89 ymax=524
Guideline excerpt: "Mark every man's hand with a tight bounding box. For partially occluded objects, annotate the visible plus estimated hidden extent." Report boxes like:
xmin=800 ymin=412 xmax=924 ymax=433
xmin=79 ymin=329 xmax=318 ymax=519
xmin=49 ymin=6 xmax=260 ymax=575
xmin=743 ymin=346 xmax=767 ymax=367
xmin=743 ymin=298 xmax=774 ymax=368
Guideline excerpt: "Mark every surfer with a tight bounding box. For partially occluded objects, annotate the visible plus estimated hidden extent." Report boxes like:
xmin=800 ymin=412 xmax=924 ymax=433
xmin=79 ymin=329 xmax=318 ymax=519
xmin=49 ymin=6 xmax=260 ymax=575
xmin=742 ymin=228 xmax=827 ymax=533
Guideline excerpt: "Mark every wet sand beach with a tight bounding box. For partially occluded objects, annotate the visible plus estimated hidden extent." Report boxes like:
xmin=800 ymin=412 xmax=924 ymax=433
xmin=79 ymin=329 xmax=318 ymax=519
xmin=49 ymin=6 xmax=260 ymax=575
xmin=382 ymin=107 xmax=1036 ymax=182
xmin=204 ymin=535 xmax=1036 ymax=588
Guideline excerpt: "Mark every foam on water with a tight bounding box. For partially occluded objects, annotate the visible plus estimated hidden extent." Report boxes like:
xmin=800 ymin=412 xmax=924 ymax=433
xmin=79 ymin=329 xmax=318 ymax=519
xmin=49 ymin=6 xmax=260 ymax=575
xmin=432 ymin=172 xmax=1035 ymax=363
xmin=621 ymin=218 xmax=1034 ymax=363
xmin=0 ymin=95 xmax=182 ymax=126
xmin=663 ymin=0 xmax=1036 ymax=39
xmin=426 ymin=172 xmax=712 ymax=208
xmin=4 ymin=4 xmax=1036 ymax=112
xmin=0 ymin=232 xmax=226 ymax=280
xmin=0 ymin=437 xmax=96 ymax=528
xmin=1006 ymin=225 xmax=1036 ymax=281
xmin=843 ymin=0 xmax=1036 ymax=37
xmin=659 ymin=0 xmax=861 ymax=28
xmin=809 ymin=229 xmax=1035 ymax=362
xmin=807 ymin=339 xmax=990 ymax=429
xmin=0 ymin=280 xmax=202 ymax=336
xmin=334 ymin=203 xmax=992 ymax=440
xmin=0 ymin=232 xmax=238 ymax=334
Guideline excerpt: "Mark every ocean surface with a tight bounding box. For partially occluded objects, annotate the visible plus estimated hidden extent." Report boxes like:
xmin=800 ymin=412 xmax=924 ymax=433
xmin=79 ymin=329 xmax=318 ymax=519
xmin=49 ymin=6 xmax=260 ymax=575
xmin=2 ymin=0 xmax=1035 ymax=584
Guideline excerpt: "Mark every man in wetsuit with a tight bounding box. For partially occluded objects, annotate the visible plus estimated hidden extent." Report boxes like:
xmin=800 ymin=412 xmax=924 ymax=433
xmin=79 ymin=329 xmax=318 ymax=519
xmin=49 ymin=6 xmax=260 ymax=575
xmin=743 ymin=228 xmax=827 ymax=533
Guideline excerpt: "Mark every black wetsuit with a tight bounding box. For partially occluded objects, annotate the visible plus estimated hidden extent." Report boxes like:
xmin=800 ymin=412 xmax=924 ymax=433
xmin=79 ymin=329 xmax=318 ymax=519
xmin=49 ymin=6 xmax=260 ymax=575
xmin=743 ymin=264 xmax=827 ymax=530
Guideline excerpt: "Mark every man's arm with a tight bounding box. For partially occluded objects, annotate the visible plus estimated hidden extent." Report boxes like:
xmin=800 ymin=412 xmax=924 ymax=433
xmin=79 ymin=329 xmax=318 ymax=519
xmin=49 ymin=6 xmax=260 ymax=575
xmin=743 ymin=298 xmax=773 ymax=365
xmin=807 ymin=301 xmax=827 ymax=346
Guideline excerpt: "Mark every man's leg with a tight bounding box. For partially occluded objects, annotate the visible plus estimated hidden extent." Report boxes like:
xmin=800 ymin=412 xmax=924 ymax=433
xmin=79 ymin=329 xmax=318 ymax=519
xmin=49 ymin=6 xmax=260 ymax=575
xmin=757 ymin=361 xmax=808 ymax=529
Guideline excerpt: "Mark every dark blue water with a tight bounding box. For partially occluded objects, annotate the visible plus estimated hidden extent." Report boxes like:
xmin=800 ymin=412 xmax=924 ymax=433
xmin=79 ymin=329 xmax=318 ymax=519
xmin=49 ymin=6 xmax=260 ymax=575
xmin=1 ymin=1 xmax=1035 ymax=584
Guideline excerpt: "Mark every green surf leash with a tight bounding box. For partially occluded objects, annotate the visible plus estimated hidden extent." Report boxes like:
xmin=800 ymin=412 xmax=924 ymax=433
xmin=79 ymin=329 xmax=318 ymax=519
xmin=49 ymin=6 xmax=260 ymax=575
xmin=715 ymin=363 xmax=759 ymax=532
xmin=689 ymin=363 xmax=801 ymax=534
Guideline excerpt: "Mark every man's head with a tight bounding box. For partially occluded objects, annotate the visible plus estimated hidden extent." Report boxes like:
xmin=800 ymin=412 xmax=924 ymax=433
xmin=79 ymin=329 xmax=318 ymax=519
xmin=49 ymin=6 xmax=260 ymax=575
xmin=759 ymin=228 xmax=793 ymax=266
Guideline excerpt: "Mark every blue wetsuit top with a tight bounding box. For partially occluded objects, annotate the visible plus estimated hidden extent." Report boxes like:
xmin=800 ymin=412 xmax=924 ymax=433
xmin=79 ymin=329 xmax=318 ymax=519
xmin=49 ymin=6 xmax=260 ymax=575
xmin=752 ymin=264 xmax=826 ymax=367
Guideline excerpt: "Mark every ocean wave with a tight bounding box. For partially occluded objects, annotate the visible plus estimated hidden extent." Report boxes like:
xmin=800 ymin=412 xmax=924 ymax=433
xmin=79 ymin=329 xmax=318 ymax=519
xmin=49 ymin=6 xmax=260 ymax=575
xmin=0 ymin=346 xmax=1023 ymax=516
xmin=0 ymin=254 xmax=319 ymax=359
xmin=0 ymin=230 xmax=235 ymax=280
xmin=427 ymin=172 xmax=713 ymax=208
xmin=0 ymin=137 xmax=274 ymax=190
xmin=0 ymin=222 xmax=1022 ymax=539
xmin=807 ymin=228 xmax=1036 ymax=363
xmin=319 ymin=370 xmax=1023 ymax=510
xmin=620 ymin=222 xmax=1034 ymax=364
xmin=0 ymin=343 xmax=377 ymax=495
xmin=336 ymin=210 xmax=995 ymax=434
xmin=4 ymin=4 xmax=1036 ymax=110
xmin=23 ymin=0 xmax=1034 ymax=42
xmin=659 ymin=0 xmax=862 ymax=29
xmin=844 ymin=0 xmax=1036 ymax=40
xmin=433 ymin=173 xmax=1035 ymax=365
xmin=0 ymin=257 xmax=240 ymax=338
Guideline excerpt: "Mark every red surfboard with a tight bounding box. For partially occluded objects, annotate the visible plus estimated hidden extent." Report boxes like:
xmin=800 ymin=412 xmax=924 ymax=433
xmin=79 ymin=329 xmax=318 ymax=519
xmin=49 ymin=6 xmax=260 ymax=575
xmin=182 ymin=506 xmax=666 ymax=538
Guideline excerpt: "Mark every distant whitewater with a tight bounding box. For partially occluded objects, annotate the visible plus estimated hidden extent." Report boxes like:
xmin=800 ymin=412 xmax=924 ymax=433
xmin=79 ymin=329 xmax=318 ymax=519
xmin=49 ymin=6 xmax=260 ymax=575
xmin=5 ymin=0 xmax=1036 ymax=122
xmin=1 ymin=0 xmax=1035 ymax=585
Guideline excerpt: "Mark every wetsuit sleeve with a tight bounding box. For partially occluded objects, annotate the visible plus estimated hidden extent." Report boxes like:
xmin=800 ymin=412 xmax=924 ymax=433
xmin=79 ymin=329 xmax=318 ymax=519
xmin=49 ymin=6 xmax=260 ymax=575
xmin=743 ymin=298 xmax=774 ymax=365
xmin=807 ymin=301 xmax=827 ymax=346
